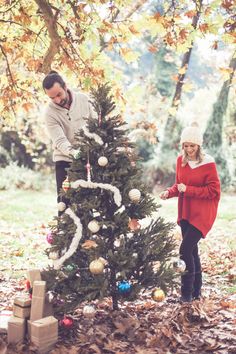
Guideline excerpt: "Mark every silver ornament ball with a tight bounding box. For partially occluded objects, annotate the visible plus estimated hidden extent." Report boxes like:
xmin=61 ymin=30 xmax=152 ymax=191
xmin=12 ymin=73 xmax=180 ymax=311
xmin=83 ymin=305 xmax=96 ymax=318
xmin=173 ymin=259 xmax=186 ymax=273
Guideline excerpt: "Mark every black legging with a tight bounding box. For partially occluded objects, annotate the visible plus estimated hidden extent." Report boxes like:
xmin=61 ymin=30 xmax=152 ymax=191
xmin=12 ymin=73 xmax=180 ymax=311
xmin=179 ymin=219 xmax=202 ymax=298
xmin=55 ymin=161 xmax=71 ymax=203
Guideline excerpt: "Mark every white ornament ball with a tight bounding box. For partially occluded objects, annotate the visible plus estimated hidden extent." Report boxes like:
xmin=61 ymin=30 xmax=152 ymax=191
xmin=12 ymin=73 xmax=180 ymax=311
xmin=88 ymin=220 xmax=100 ymax=233
xmin=173 ymin=259 xmax=186 ymax=273
xmin=47 ymin=291 xmax=55 ymax=303
xmin=128 ymin=188 xmax=141 ymax=203
xmin=49 ymin=251 xmax=59 ymax=260
xmin=89 ymin=259 xmax=104 ymax=274
xmin=98 ymin=156 xmax=108 ymax=167
xmin=57 ymin=202 xmax=66 ymax=212
xmin=83 ymin=305 xmax=96 ymax=318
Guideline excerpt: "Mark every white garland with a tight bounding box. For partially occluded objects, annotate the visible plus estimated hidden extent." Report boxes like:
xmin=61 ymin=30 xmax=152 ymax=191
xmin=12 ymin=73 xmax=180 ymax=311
xmin=53 ymin=181 xmax=122 ymax=269
xmin=83 ymin=126 xmax=103 ymax=145
xmin=53 ymin=208 xmax=83 ymax=270
xmin=71 ymin=179 xmax=122 ymax=207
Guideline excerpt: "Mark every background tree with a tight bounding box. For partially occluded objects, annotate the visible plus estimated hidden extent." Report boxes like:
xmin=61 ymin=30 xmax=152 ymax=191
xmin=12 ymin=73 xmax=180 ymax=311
xmin=0 ymin=0 xmax=235 ymax=187
xmin=42 ymin=85 xmax=176 ymax=313
xmin=204 ymin=54 xmax=236 ymax=187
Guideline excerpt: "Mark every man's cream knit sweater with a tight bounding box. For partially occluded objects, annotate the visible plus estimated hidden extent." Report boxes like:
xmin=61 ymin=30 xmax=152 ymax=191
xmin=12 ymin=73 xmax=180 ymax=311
xmin=44 ymin=90 xmax=95 ymax=162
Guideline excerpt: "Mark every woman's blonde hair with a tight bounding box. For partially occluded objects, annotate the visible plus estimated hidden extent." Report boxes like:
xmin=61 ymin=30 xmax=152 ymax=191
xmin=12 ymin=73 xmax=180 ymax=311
xmin=181 ymin=145 xmax=204 ymax=167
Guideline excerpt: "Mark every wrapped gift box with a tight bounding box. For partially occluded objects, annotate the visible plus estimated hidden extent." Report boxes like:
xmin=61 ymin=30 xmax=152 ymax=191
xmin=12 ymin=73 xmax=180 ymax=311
xmin=30 ymin=316 xmax=58 ymax=339
xmin=30 ymin=316 xmax=58 ymax=353
xmin=27 ymin=269 xmax=42 ymax=287
xmin=0 ymin=310 xmax=12 ymax=334
xmin=7 ymin=316 xmax=25 ymax=344
xmin=13 ymin=296 xmax=31 ymax=319
xmin=30 ymin=281 xmax=46 ymax=321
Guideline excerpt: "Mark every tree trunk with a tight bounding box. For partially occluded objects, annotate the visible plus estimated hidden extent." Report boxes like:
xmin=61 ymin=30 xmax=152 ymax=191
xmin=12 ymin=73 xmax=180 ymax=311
xmin=161 ymin=0 xmax=203 ymax=151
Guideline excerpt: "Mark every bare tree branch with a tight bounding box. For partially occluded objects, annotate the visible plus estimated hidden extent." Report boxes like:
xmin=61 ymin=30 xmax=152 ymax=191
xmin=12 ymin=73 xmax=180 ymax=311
xmin=34 ymin=0 xmax=61 ymax=73
xmin=124 ymin=0 xmax=148 ymax=20
xmin=0 ymin=0 xmax=20 ymax=14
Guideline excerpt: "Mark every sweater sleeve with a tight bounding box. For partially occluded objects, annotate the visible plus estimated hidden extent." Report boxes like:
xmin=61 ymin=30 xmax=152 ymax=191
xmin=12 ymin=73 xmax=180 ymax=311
xmin=167 ymin=157 xmax=180 ymax=198
xmin=88 ymin=100 xmax=97 ymax=119
xmin=184 ymin=163 xmax=220 ymax=200
xmin=46 ymin=115 xmax=73 ymax=157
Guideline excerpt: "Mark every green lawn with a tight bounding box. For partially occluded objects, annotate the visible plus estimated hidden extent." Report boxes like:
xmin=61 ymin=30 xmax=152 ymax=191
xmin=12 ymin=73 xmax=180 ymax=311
xmin=0 ymin=189 xmax=235 ymax=286
xmin=0 ymin=189 xmax=56 ymax=229
xmin=0 ymin=189 xmax=56 ymax=277
xmin=156 ymin=192 xmax=236 ymax=236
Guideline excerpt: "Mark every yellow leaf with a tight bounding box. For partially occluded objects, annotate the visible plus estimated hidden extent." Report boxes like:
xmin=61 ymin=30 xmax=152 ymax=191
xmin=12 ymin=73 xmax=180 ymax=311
xmin=178 ymin=65 xmax=188 ymax=75
xmin=183 ymin=82 xmax=194 ymax=93
xmin=168 ymin=106 xmax=177 ymax=116
xmin=129 ymin=25 xmax=140 ymax=35
xmin=120 ymin=48 xmax=140 ymax=63
xmin=219 ymin=67 xmax=233 ymax=81
xmin=173 ymin=99 xmax=180 ymax=106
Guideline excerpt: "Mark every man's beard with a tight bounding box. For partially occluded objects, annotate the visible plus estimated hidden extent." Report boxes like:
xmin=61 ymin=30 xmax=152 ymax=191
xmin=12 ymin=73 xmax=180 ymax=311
xmin=57 ymin=90 xmax=69 ymax=107
xmin=58 ymin=98 xmax=68 ymax=107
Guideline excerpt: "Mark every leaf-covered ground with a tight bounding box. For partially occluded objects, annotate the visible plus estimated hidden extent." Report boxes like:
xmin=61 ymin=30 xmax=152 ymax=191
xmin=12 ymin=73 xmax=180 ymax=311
xmin=0 ymin=191 xmax=235 ymax=353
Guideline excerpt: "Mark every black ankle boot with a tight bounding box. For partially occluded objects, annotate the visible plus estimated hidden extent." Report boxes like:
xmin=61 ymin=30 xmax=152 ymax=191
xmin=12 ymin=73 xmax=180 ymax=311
xmin=181 ymin=272 xmax=195 ymax=303
xmin=180 ymin=295 xmax=192 ymax=303
xmin=192 ymin=272 xmax=202 ymax=300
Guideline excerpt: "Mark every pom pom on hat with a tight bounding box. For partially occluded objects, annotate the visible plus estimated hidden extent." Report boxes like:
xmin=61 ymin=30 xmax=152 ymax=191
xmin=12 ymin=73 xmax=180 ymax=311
xmin=180 ymin=122 xmax=203 ymax=146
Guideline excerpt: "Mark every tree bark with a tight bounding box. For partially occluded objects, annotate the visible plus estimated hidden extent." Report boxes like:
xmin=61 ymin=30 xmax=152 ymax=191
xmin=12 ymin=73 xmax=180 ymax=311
xmin=34 ymin=0 xmax=61 ymax=73
xmin=163 ymin=0 xmax=203 ymax=143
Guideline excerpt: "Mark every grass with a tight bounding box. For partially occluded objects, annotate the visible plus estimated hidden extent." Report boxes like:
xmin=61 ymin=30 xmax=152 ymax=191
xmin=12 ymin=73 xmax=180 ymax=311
xmin=0 ymin=189 xmax=56 ymax=277
xmin=0 ymin=188 xmax=56 ymax=229
xmin=0 ymin=189 xmax=235 ymax=287
xmin=156 ymin=192 xmax=236 ymax=242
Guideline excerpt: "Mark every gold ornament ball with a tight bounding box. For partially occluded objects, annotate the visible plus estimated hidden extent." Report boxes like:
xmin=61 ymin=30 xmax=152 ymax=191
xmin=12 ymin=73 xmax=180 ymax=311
xmin=128 ymin=188 xmax=141 ymax=203
xmin=89 ymin=259 xmax=104 ymax=274
xmin=57 ymin=202 xmax=66 ymax=212
xmin=82 ymin=305 xmax=96 ymax=318
xmin=88 ymin=220 xmax=100 ymax=233
xmin=152 ymin=288 xmax=165 ymax=302
xmin=98 ymin=156 xmax=108 ymax=167
xmin=49 ymin=251 xmax=59 ymax=260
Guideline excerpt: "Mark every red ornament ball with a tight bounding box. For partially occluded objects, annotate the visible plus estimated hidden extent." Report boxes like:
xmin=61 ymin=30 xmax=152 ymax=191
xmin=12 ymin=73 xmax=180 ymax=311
xmin=60 ymin=316 xmax=74 ymax=328
xmin=62 ymin=177 xmax=71 ymax=192
xmin=25 ymin=279 xmax=31 ymax=290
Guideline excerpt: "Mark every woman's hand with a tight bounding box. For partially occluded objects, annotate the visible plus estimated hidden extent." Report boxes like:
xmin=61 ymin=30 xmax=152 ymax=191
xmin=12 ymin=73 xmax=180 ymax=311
xmin=177 ymin=183 xmax=186 ymax=192
xmin=159 ymin=190 xmax=169 ymax=200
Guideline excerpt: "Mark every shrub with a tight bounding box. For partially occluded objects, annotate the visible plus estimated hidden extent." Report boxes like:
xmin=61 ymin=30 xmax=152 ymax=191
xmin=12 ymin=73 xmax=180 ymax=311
xmin=0 ymin=163 xmax=53 ymax=191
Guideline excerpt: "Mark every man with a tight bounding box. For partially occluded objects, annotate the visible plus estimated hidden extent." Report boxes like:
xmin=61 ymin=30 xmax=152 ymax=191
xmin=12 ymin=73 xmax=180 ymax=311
xmin=43 ymin=71 xmax=96 ymax=207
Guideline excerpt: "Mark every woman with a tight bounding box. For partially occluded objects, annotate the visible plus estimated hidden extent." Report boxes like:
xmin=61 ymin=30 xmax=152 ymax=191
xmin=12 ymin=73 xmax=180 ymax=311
xmin=160 ymin=124 xmax=221 ymax=302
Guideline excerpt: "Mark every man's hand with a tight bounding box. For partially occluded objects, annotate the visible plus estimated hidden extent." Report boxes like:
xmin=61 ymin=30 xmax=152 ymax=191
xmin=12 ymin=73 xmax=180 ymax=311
xmin=177 ymin=183 xmax=186 ymax=192
xmin=72 ymin=148 xmax=81 ymax=159
xmin=159 ymin=190 xmax=169 ymax=200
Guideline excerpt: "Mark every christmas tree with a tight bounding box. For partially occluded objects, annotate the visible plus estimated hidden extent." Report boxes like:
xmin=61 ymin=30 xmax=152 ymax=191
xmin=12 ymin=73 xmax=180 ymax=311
xmin=42 ymin=84 xmax=176 ymax=313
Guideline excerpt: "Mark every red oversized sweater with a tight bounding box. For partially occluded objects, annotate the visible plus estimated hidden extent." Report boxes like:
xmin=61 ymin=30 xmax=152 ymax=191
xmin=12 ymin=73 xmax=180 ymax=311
xmin=167 ymin=155 xmax=221 ymax=237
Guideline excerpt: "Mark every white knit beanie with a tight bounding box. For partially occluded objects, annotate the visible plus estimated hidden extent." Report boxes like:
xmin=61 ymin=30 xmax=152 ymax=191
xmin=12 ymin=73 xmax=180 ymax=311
xmin=180 ymin=122 xmax=203 ymax=146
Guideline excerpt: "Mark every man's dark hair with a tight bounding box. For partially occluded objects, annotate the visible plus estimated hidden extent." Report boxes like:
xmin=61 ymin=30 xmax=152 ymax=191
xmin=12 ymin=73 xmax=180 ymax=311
xmin=42 ymin=71 xmax=66 ymax=90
